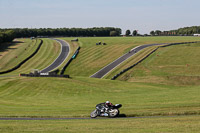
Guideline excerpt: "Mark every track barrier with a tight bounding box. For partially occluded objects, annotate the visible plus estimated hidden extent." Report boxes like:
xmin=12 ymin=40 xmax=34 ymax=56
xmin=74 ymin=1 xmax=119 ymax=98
xmin=20 ymin=73 xmax=69 ymax=78
xmin=60 ymin=46 xmax=80 ymax=75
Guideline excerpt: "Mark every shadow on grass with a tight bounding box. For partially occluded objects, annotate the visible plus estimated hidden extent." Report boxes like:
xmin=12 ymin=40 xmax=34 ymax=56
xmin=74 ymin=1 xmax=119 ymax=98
xmin=0 ymin=41 xmax=24 ymax=52
xmin=117 ymin=114 xmax=127 ymax=118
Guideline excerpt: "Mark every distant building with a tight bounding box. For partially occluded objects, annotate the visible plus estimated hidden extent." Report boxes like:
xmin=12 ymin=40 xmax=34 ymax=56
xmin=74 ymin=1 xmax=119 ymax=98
xmin=193 ymin=34 xmax=200 ymax=37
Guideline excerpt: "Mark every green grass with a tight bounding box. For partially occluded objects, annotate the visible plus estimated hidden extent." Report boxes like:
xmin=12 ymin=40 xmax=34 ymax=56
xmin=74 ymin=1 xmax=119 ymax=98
xmin=1 ymin=36 xmax=200 ymax=132
xmin=118 ymin=42 xmax=200 ymax=85
xmin=0 ymin=39 xmax=39 ymax=72
xmin=0 ymin=115 xmax=200 ymax=132
xmin=1 ymin=37 xmax=200 ymax=118
xmin=62 ymin=36 xmax=200 ymax=77
xmin=104 ymin=46 xmax=159 ymax=79
xmin=0 ymin=76 xmax=200 ymax=118
xmin=0 ymin=38 xmax=62 ymax=75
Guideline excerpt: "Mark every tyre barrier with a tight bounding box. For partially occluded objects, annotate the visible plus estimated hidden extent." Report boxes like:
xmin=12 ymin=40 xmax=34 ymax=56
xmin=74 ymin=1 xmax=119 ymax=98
xmin=0 ymin=39 xmax=43 ymax=74
xmin=20 ymin=73 xmax=69 ymax=78
xmin=111 ymin=41 xmax=200 ymax=80
xmin=60 ymin=46 xmax=80 ymax=75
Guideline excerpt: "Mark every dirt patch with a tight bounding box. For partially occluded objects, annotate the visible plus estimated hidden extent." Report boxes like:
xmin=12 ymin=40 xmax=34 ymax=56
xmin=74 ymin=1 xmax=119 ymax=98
xmin=166 ymin=76 xmax=200 ymax=86
xmin=71 ymin=42 xmax=79 ymax=48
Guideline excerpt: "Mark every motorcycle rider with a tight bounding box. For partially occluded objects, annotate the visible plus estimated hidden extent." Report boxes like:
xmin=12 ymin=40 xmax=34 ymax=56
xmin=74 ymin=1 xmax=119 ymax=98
xmin=104 ymin=101 xmax=114 ymax=111
xmin=96 ymin=101 xmax=114 ymax=113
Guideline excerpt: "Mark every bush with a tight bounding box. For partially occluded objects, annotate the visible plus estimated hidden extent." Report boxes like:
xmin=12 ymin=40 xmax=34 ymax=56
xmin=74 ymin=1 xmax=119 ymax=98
xmin=110 ymin=31 xmax=118 ymax=36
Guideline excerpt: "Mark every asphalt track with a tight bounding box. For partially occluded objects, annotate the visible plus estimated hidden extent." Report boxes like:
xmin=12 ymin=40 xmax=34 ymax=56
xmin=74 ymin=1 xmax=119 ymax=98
xmin=40 ymin=39 xmax=70 ymax=73
xmin=91 ymin=43 xmax=166 ymax=78
xmin=0 ymin=115 xmax=189 ymax=120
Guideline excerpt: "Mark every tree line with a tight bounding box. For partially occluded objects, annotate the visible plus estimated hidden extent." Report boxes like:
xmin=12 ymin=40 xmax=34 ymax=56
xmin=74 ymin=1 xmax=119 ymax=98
xmin=150 ymin=26 xmax=200 ymax=36
xmin=0 ymin=27 xmax=121 ymax=44
xmin=2 ymin=25 xmax=199 ymax=44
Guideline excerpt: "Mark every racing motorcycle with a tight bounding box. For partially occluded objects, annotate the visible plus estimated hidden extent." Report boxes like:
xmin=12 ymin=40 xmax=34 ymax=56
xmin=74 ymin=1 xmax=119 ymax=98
xmin=90 ymin=103 xmax=122 ymax=118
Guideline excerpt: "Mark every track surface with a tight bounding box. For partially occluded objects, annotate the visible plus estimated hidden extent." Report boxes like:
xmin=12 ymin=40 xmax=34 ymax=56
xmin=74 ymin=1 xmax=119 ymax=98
xmin=91 ymin=43 xmax=166 ymax=78
xmin=0 ymin=115 xmax=188 ymax=120
xmin=40 ymin=39 xmax=70 ymax=73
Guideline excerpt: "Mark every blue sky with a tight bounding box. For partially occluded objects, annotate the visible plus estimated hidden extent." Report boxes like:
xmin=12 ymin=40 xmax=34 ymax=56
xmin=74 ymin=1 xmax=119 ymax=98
xmin=0 ymin=0 xmax=200 ymax=34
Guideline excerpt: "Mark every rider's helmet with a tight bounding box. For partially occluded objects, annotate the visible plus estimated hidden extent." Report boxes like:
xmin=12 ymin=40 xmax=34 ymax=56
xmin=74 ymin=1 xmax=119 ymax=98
xmin=105 ymin=101 xmax=110 ymax=105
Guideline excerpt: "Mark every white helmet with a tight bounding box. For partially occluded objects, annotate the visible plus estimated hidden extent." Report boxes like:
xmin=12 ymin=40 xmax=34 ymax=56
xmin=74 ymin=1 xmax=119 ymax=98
xmin=106 ymin=101 xmax=110 ymax=104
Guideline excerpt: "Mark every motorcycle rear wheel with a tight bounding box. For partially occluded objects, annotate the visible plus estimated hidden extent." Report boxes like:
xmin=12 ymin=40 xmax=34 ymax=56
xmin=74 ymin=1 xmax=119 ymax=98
xmin=109 ymin=109 xmax=119 ymax=117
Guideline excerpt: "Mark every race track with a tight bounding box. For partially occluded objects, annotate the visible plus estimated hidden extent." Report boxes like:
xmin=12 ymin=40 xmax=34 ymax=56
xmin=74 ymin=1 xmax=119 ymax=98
xmin=40 ymin=39 xmax=70 ymax=73
xmin=0 ymin=115 xmax=188 ymax=120
xmin=90 ymin=43 xmax=166 ymax=78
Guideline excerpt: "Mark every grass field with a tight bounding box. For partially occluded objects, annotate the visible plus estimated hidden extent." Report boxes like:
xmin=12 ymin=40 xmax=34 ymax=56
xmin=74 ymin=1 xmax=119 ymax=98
xmin=0 ymin=76 xmax=199 ymax=118
xmin=0 ymin=38 xmax=39 ymax=72
xmin=0 ymin=38 xmax=62 ymax=75
xmin=1 ymin=36 xmax=200 ymax=132
xmin=61 ymin=36 xmax=200 ymax=77
xmin=0 ymin=115 xmax=200 ymax=132
xmin=0 ymin=37 xmax=200 ymax=117
xmin=117 ymin=42 xmax=200 ymax=85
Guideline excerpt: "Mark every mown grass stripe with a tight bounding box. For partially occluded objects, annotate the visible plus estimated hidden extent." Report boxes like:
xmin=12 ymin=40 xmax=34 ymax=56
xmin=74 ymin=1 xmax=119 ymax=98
xmin=10 ymin=39 xmax=61 ymax=74
xmin=0 ymin=39 xmax=42 ymax=74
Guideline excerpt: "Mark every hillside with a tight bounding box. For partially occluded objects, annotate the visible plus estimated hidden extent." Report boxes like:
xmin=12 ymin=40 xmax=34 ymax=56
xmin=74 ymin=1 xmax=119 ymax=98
xmin=0 ymin=76 xmax=199 ymax=118
xmin=62 ymin=36 xmax=200 ymax=78
xmin=0 ymin=38 xmax=61 ymax=75
xmin=0 ymin=36 xmax=200 ymax=132
xmin=0 ymin=38 xmax=39 ymax=72
xmin=117 ymin=42 xmax=200 ymax=85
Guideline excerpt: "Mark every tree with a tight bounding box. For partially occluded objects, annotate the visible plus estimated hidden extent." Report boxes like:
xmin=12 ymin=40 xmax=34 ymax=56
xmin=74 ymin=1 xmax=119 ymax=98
xmin=155 ymin=30 xmax=161 ymax=36
xmin=114 ymin=28 xmax=121 ymax=36
xmin=110 ymin=31 xmax=118 ymax=36
xmin=150 ymin=31 xmax=155 ymax=36
xmin=0 ymin=33 xmax=3 ymax=43
xmin=132 ymin=30 xmax=137 ymax=36
xmin=125 ymin=30 xmax=131 ymax=36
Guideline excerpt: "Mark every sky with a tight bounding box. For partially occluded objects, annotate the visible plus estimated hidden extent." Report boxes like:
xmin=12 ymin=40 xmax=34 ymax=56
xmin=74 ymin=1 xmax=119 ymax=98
xmin=0 ymin=0 xmax=200 ymax=34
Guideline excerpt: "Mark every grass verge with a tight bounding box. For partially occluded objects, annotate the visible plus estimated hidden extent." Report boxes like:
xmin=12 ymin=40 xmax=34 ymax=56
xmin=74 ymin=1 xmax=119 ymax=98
xmin=0 ymin=115 xmax=200 ymax=132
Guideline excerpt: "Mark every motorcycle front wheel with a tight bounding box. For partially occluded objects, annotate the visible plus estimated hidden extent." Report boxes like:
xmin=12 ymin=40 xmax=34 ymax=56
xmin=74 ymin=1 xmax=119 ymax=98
xmin=90 ymin=110 xmax=98 ymax=118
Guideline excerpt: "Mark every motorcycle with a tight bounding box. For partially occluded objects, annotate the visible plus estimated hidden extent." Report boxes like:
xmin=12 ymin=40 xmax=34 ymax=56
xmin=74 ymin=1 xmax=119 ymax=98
xmin=90 ymin=103 xmax=122 ymax=118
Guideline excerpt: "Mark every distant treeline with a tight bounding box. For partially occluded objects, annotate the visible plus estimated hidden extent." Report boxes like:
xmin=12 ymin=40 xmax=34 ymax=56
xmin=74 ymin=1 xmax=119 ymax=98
xmin=0 ymin=27 xmax=121 ymax=43
xmin=150 ymin=26 xmax=200 ymax=36
xmin=171 ymin=26 xmax=200 ymax=35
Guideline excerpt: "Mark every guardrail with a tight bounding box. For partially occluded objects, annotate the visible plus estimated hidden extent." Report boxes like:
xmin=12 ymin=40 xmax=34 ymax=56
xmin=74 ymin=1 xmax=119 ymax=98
xmin=111 ymin=41 xmax=200 ymax=80
xmin=0 ymin=39 xmax=43 ymax=74
xmin=60 ymin=46 xmax=80 ymax=75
